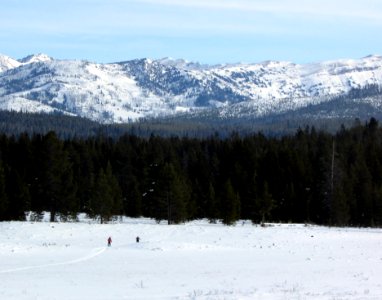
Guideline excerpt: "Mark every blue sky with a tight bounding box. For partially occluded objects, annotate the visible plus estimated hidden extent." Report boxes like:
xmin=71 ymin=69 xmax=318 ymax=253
xmin=1 ymin=0 xmax=382 ymax=64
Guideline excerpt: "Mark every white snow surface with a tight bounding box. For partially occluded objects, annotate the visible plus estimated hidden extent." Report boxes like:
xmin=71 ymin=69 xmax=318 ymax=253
xmin=1 ymin=216 xmax=382 ymax=299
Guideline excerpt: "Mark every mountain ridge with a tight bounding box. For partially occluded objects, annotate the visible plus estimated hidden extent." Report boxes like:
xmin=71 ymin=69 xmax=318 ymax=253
xmin=0 ymin=53 xmax=382 ymax=124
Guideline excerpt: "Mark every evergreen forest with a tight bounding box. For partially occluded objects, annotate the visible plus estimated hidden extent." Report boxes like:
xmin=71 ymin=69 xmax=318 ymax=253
xmin=1 ymin=118 xmax=382 ymax=227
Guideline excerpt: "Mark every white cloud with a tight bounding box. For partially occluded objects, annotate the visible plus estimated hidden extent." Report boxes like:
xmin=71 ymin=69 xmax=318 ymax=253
xmin=2 ymin=0 xmax=382 ymax=38
xmin=134 ymin=0 xmax=382 ymax=23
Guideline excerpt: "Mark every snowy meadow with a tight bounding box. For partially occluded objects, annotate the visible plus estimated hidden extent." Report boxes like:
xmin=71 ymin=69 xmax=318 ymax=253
xmin=1 ymin=217 xmax=382 ymax=299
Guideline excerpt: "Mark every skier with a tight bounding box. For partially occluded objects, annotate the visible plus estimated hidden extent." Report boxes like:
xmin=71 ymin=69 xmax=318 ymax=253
xmin=107 ymin=236 xmax=112 ymax=247
xmin=136 ymin=236 xmax=140 ymax=243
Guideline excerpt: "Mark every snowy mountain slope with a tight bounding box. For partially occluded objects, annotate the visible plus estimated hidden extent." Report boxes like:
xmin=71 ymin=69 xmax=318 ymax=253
xmin=0 ymin=54 xmax=382 ymax=123
xmin=0 ymin=54 xmax=21 ymax=72
xmin=0 ymin=53 xmax=53 ymax=72
xmin=0 ymin=59 xmax=172 ymax=123
xmin=18 ymin=53 xmax=53 ymax=64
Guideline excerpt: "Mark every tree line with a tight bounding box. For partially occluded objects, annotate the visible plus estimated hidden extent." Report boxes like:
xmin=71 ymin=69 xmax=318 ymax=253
xmin=1 ymin=118 xmax=382 ymax=226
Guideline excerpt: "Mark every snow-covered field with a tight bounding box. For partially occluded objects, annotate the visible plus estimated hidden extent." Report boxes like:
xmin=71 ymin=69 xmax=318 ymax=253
xmin=1 ymin=217 xmax=382 ymax=300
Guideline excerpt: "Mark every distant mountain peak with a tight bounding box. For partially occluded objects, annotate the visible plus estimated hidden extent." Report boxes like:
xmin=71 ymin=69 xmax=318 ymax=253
xmin=0 ymin=54 xmax=21 ymax=72
xmin=156 ymin=57 xmax=207 ymax=70
xmin=19 ymin=53 xmax=53 ymax=64
xmin=0 ymin=53 xmax=54 ymax=73
xmin=364 ymin=54 xmax=382 ymax=59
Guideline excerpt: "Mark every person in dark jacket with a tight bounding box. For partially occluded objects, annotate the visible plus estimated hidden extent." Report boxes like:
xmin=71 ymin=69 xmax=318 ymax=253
xmin=107 ymin=236 xmax=112 ymax=247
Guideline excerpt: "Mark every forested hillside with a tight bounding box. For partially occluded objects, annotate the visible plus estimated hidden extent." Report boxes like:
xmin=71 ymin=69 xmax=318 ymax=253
xmin=1 ymin=118 xmax=382 ymax=226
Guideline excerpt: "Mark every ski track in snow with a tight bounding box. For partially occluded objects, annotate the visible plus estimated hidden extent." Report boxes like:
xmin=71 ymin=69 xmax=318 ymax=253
xmin=0 ymin=246 xmax=106 ymax=274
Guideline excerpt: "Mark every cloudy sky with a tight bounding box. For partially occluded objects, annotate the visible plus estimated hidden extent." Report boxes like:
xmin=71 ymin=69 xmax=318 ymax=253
xmin=1 ymin=0 xmax=382 ymax=64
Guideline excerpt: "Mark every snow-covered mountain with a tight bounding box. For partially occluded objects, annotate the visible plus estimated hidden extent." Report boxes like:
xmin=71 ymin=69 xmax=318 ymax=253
xmin=0 ymin=53 xmax=382 ymax=123
xmin=0 ymin=54 xmax=21 ymax=72
xmin=18 ymin=53 xmax=53 ymax=64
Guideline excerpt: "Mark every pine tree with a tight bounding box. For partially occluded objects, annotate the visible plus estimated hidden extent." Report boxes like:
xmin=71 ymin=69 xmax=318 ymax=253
xmin=90 ymin=163 xmax=122 ymax=223
xmin=221 ymin=179 xmax=240 ymax=225
xmin=6 ymin=170 xmax=31 ymax=220
xmin=105 ymin=162 xmax=123 ymax=216
xmin=125 ymin=175 xmax=142 ymax=217
xmin=352 ymin=157 xmax=373 ymax=226
xmin=257 ymin=181 xmax=274 ymax=224
xmin=58 ymin=162 xmax=78 ymax=221
xmin=330 ymin=183 xmax=350 ymax=226
xmin=153 ymin=163 xmax=188 ymax=224
xmin=207 ymin=182 xmax=219 ymax=223
xmin=90 ymin=168 xmax=113 ymax=224
xmin=75 ymin=141 xmax=96 ymax=213
xmin=0 ymin=159 xmax=8 ymax=221
xmin=38 ymin=132 xmax=78 ymax=221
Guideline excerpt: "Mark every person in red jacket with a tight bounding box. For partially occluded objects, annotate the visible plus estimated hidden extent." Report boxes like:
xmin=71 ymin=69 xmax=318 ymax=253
xmin=107 ymin=236 xmax=112 ymax=247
